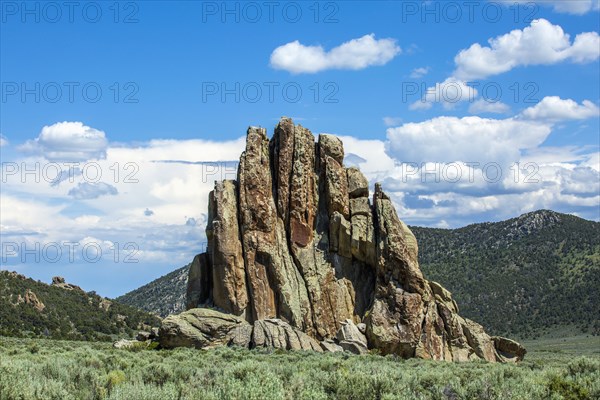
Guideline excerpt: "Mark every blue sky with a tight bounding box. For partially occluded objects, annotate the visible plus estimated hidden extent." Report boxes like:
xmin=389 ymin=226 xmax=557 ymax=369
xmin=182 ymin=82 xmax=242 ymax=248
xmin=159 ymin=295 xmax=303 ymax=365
xmin=1 ymin=1 xmax=599 ymax=297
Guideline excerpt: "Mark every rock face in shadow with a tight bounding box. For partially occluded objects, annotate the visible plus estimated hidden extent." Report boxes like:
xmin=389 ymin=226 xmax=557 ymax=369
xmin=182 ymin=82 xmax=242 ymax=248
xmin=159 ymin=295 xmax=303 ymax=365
xmin=181 ymin=117 xmax=525 ymax=362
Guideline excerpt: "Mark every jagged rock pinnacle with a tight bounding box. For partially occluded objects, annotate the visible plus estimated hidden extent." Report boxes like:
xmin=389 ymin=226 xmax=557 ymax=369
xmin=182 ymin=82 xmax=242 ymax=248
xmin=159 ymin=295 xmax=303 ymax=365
xmin=163 ymin=117 xmax=525 ymax=362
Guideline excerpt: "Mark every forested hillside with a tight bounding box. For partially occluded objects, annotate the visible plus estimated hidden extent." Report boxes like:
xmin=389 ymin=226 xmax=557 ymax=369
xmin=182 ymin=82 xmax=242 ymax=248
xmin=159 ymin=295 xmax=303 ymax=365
xmin=413 ymin=210 xmax=599 ymax=338
xmin=116 ymin=264 xmax=189 ymax=318
xmin=0 ymin=271 xmax=160 ymax=341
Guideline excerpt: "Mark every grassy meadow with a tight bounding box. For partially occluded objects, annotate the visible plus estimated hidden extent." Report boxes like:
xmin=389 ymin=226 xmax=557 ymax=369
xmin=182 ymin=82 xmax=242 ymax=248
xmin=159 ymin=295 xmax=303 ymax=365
xmin=0 ymin=335 xmax=598 ymax=400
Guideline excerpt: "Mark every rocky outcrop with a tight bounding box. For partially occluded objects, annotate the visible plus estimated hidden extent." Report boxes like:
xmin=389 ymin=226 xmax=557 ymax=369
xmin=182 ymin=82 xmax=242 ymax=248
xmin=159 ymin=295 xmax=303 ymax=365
xmin=336 ymin=319 xmax=368 ymax=354
xmin=182 ymin=117 xmax=525 ymax=362
xmin=320 ymin=339 xmax=343 ymax=352
xmin=17 ymin=289 xmax=45 ymax=312
xmin=7 ymin=271 xmax=26 ymax=280
xmin=160 ymin=308 xmax=249 ymax=349
xmin=51 ymin=276 xmax=84 ymax=292
xmin=159 ymin=308 xmax=322 ymax=352
xmin=493 ymin=336 xmax=527 ymax=363
xmin=252 ymin=319 xmax=323 ymax=351
xmin=99 ymin=298 xmax=112 ymax=311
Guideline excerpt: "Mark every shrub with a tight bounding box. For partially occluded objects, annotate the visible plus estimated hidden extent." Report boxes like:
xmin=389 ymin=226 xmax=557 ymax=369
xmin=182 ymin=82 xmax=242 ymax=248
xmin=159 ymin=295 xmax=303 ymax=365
xmin=28 ymin=343 xmax=39 ymax=354
xmin=106 ymin=370 xmax=126 ymax=392
xmin=547 ymin=374 xmax=589 ymax=400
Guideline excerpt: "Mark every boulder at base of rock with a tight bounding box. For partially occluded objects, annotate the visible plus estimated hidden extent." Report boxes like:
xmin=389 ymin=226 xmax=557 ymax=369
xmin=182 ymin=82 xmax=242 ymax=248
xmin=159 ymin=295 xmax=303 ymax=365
xmin=493 ymin=336 xmax=527 ymax=362
xmin=339 ymin=340 xmax=368 ymax=355
xmin=159 ymin=308 xmax=325 ymax=352
xmin=252 ymin=319 xmax=323 ymax=352
xmin=159 ymin=308 xmax=250 ymax=349
xmin=357 ymin=323 xmax=366 ymax=334
xmin=320 ymin=339 xmax=344 ymax=352
xmin=336 ymin=319 xmax=367 ymax=347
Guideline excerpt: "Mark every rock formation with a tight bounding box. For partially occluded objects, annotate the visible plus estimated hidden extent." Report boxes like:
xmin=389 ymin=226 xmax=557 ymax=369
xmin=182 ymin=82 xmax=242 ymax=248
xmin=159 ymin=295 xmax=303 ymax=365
xmin=16 ymin=289 xmax=45 ymax=312
xmin=160 ymin=308 xmax=322 ymax=352
xmin=51 ymin=276 xmax=84 ymax=292
xmin=164 ymin=117 xmax=525 ymax=362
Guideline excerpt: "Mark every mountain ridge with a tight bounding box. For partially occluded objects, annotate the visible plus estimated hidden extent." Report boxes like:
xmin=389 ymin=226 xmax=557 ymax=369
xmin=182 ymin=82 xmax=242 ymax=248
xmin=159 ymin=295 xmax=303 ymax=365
xmin=413 ymin=209 xmax=599 ymax=338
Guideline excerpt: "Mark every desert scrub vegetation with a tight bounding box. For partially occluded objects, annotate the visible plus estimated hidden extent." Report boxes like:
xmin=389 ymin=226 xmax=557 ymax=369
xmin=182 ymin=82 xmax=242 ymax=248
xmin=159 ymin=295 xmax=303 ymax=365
xmin=0 ymin=336 xmax=598 ymax=400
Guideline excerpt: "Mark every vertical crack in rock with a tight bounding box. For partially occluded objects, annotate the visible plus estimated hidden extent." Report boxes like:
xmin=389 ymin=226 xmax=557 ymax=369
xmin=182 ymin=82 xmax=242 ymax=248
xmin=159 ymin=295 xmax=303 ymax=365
xmin=208 ymin=180 xmax=247 ymax=316
xmin=179 ymin=117 xmax=526 ymax=362
xmin=280 ymin=120 xmax=318 ymax=335
xmin=237 ymin=127 xmax=278 ymax=321
xmin=270 ymin=118 xmax=315 ymax=334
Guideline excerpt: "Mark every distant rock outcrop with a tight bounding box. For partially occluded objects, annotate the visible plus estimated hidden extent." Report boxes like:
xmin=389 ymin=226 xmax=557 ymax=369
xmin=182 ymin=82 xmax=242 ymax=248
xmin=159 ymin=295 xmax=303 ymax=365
xmin=16 ymin=289 xmax=45 ymax=312
xmin=170 ymin=117 xmax=525 ymax=362
xmin=51 ymin=276 xmax=84 ymax=292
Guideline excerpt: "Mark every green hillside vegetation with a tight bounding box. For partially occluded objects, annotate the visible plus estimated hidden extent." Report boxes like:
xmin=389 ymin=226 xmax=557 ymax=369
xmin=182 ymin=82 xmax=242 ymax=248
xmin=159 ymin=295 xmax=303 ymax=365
xmin=0 ymin=336 xmax=598 ymax=400
xmin=0 ymin=271 xmax=161 ymax=341
xmin=412 ymin=210 xmax=600 ymax=338
xmin=116 ymin=264 xmax=189 ymax=318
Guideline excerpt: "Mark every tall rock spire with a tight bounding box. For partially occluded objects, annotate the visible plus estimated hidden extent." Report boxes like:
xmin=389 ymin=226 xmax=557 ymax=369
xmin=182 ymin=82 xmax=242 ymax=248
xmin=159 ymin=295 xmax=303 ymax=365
xmin=181 ymin=117 xmax=525 ymax=362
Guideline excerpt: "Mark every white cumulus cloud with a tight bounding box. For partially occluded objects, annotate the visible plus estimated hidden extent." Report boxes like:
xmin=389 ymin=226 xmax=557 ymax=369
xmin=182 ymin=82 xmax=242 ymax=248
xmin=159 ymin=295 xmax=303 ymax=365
xmin=19 ymin=121 xmax=108 ymax=162
xmin=386 ymin=116 xmax=552 ymax=166
xmin=1 ymin=127 xmax=247 ymax=296
xmin=454 ymin=19 xmax=600 ymax=80
xmin=520 ymin=96 xmax=600 ymax=121
xmin=270 ymin=34 xmax=401 ymax=74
